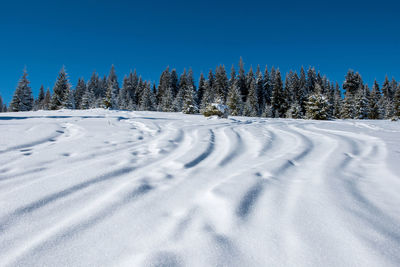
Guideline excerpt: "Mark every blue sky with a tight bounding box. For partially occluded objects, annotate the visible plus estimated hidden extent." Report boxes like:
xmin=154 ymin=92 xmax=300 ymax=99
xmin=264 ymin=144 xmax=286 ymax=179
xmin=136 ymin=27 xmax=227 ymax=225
xmin=0 ymin=0 xmax=399 ymax=103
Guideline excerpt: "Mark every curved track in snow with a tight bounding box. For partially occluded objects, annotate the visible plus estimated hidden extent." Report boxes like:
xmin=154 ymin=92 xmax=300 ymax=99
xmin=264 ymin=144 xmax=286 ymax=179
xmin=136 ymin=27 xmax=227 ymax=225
xmin=0 ymin=110 xmax=400 ymax=267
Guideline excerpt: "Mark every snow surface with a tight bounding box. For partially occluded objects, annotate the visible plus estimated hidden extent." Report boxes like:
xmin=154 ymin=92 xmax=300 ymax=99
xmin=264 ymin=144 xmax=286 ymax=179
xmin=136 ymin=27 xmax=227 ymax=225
xmin=0 ymin=109 xmax=400 ymax=267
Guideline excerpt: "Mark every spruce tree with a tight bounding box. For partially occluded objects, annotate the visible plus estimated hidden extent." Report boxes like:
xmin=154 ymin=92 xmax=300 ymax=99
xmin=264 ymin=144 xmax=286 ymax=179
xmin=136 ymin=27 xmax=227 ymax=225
xmin=237 ymin=57 xmax=247 ymax=102
xmin=0 ymin=95 xmax=3 ymax=112
xmin=305 ymin=84 xmax=330 ymax=120
xmin=50 ymin=67 xmax=72 ymax=110
xmin=74 ymin=78 xmax=86 ymax=109
xmin=201 ymin=70 xmax=215 ymax=110
xmin=139 ymin=82 xmax=155 ymax=111
xmin=214 ymin=65 xmax=229 ymax=103
xmin=43 ymin=88 xmax=51 ymax=110
xmin=369 ymin=80 xmax=382 ymax=119
xmin=10 ymin=70 xmax=34 ymax=112
xmin=106 ymin=65 xmax=119 ymax=109
xmin=393 ymin=85 xmax=400 ymax=118
xmin=81 ymin=86 xmax=95 ymax=109
xmin=270 ymin=69 xmax=284 ymax=117
xmin=197 ymin=73 xmax=206 ymax=107
xmin=170 ymin=69 xmax=179 ymax=98
xmin=226 ymin=81 xmax=243 ymax=116
xmin=255 ymin=65 xmax=265 ymax=112
xmin=243 ymin=78 xmax=258 ymax=116
xmin=157 ymin=67 xmax=170 ymax=105
xmin=35 ymin=85 xmax=45 ymax=110
xmin=354 ymin=85 xmax=369 ymax=119
xmin=182 ymin=76 xmax=198 ymax=114
xmin=263 ymin=65 xmax=271 ymax=105
xmin=332 ymin=83 xmax=342 ymax=119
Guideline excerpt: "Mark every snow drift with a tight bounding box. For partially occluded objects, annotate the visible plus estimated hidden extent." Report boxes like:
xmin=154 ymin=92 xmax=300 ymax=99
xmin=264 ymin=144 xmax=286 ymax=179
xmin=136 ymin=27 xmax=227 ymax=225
xmin=0 ymin=109 xmax=400 ymax=267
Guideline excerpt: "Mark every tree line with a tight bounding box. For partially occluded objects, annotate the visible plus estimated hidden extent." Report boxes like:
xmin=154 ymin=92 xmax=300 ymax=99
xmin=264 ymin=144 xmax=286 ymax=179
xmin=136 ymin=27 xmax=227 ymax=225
xmin=3 ymin=58 xmax=400 ymax=120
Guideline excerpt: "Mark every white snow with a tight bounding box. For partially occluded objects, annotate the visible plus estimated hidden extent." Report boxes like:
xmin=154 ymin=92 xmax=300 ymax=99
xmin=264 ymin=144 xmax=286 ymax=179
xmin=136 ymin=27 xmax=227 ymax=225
xmin=0 ymin=109 xmax=400 ymax=267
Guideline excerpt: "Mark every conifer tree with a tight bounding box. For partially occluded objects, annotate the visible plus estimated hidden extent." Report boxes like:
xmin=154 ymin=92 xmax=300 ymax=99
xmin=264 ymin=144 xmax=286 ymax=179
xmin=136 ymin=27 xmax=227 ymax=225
xmin=173 ymin=70 xmax=187 ymax=111
xmin=106 ymin=65 xmax=119 ymax=109
xmin=332 ymin=83 xmax=342 ymax=118
xmin=10 ymin=70 xmax=34 ymax=112
xmin=243 ymin=78 xmax=258 ymax=116
xmin=139 ymin=82 xmax=155 ymax=111
xmin=381 ymin=75 xmax=392 ymax=100
xmin=182 ymin=75 xmax=198 ymax=114
xmin=43 ymin=88 xmax=51 ymax=110
xmin=0 ymin=95 xmax=3 ymax=112
xmin=50 ymin=67 xmax=72 ymax=110
xmin=201 ymin=70 xmax=215 ymax=110
xmin=81 ymin=85 xmax=95 ymax=109
xmin=368 ymin=80 xmax=382 ymax=119
xmin=354 ymin=85 xmax=369 ymax=119
xmin=74 ymin=78 xmax=86 ymax=109
xmin=156 ymin=67 xmax=170 ymax=105
xmin=197 ymin=73 xmax=206 ymax=107
xmin=255 ymin=65 xmax=265 ymax=112
xmin=214 ymin=65 xmax=229 ymax=103
xmin=270 ymin=69 xmax=284 ymax=117
xmin=226 ymin=81 xmax=243 ymax=116
xmin=263 ymin=65 xmax=271 ymax=105
xmin=170 ymin=69 xmax=179 ymax=98
xmin=35 ymin=85 xmax=45 ymax=110
xmin=237 ymin=57 xmax=247 ymax=102
xmin=305 ymin=84 xmax=330 ymax=120
xmin=286 ymin=102 xmax=302 ymax=119
xmin=393 ymin=85 xmax=400 ymax=118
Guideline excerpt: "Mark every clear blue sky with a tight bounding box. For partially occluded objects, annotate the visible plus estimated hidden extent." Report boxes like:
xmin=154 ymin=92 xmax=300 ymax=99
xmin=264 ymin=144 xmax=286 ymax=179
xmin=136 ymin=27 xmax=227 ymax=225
xmin=0 ymin=0 xmax=399 ymax=103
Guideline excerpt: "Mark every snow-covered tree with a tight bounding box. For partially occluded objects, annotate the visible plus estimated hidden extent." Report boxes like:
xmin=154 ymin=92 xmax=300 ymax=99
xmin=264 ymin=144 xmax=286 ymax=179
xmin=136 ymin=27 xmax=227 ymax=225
xmin=354 ymin=85 xmax=369 ymax=119
xmin=369 ymin=80 xmax=382 ymax=119
xmin=243 ymin=78 xmax=258 ymax=117
xmin=226 ymin=81 xmax=243 ymax=116
xmin=237 ymin=57 xmax=247 ymax=102
xmin=305 ymin=84 xmax=330 ymax=120
xmin=34 ymin=85 xmax=45 ymax=110
xmin=0 ymin=95 xmax=4 ymax=112
xmin=214 ymin=65 xmax=229 ymax=103
xmin=286 ymin=102 xmax=302 ymax=119
xmin=105 ymin=65 xmax=119 ymax=109
xmin=201 ymin=70 xmax=215 ymax=110
xmin=332 ymin=83 xmax=342 ymax=118
xmin=393 ymin=85 xmax=400 ymax=118
xmin=182 ymin=76 xmax=198 ymax=114
xmin=50 ymin=67 xmax=73 ymax=110
xmin=10 ymin=70 xmax=34 ymax=112
xmin=74 ymin=78 xmax=86 ymax=109
xmin=270 ymin=69 xmax=284 ymax=117
xmin=139 ymin=82 xmax=155 ymax=111
xmin=197 ymin=73 xmax=206 ymax=107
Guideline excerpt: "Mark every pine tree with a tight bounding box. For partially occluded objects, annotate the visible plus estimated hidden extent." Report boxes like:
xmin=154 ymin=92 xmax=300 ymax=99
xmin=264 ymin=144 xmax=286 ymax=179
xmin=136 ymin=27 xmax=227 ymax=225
xmin=119 ymin=72 xmax=137 ymax=110
xmin=226 ymin=81 xmax=243 ymax=116
xmin=243 ymin=78 xmax=258 ymax=116
xmin=0 ymin=95 xmax=3 ymax=113
xmin=369 ymin=80 xmax=382 ymax=119
xmin=393 ymin=85 xmax=400 ymax=118
xmin=43 ymin=88 xmax=51 ymax=110
xmin=354 ymin=85 xmax=369 ymax=119
xmin=106 ymin=65 xmax=119 ymax=109
xmin=255 ymin=65 xmax=265 ymax=112
xmin=214 ymin=65 xmax=229 ymax=103
xmin=182 ymin=75 xmax=198 ymax=114
xmin=157 ymin=67 xmax=170 ymax=105
xmin=35 ymin=85 xmax=45 ymax=110
xmin=332 ymin=83 xmax=342 ymax=118
xmin=74 ymin=78 xmax=86 ymax=109
xmin=381 ymin=75 xmax=392 ymax=100
xmin=305 ymin=84 xmax=330 ymax=120
xmin=197 ymin=73 xmax=206 ymax=107
xmin=10 ymin=70 xmax=34 ymax=112
xmin=139 ymin=82 xmax=155 ymax=111
xmin=237 ymin=57 xmax=247 ymax=102
xmin=81 ymin=85 xmax=95 ymax=109
xmin=263 ymin=65 xmax=271 ymax=105
xmin=170 ymin=69 xmax=179 ymax=98
xmin=201 ymin=69 xmax=215 ymax=110
xmin=286 ymin=102 xmax=302 ymax=119
xmin=173 ymin=70 xmax=187 ymax=111
xmin=50 ymin=67 xmax=72 ymax=110
xmin=270 ymin=69 xmax=284 ymax=117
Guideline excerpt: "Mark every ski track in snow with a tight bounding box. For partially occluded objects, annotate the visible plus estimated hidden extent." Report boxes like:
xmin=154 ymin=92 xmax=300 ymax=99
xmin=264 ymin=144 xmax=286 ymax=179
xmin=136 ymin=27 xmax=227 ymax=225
xmin=0 ymin=110 xmax=400 ymax=267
